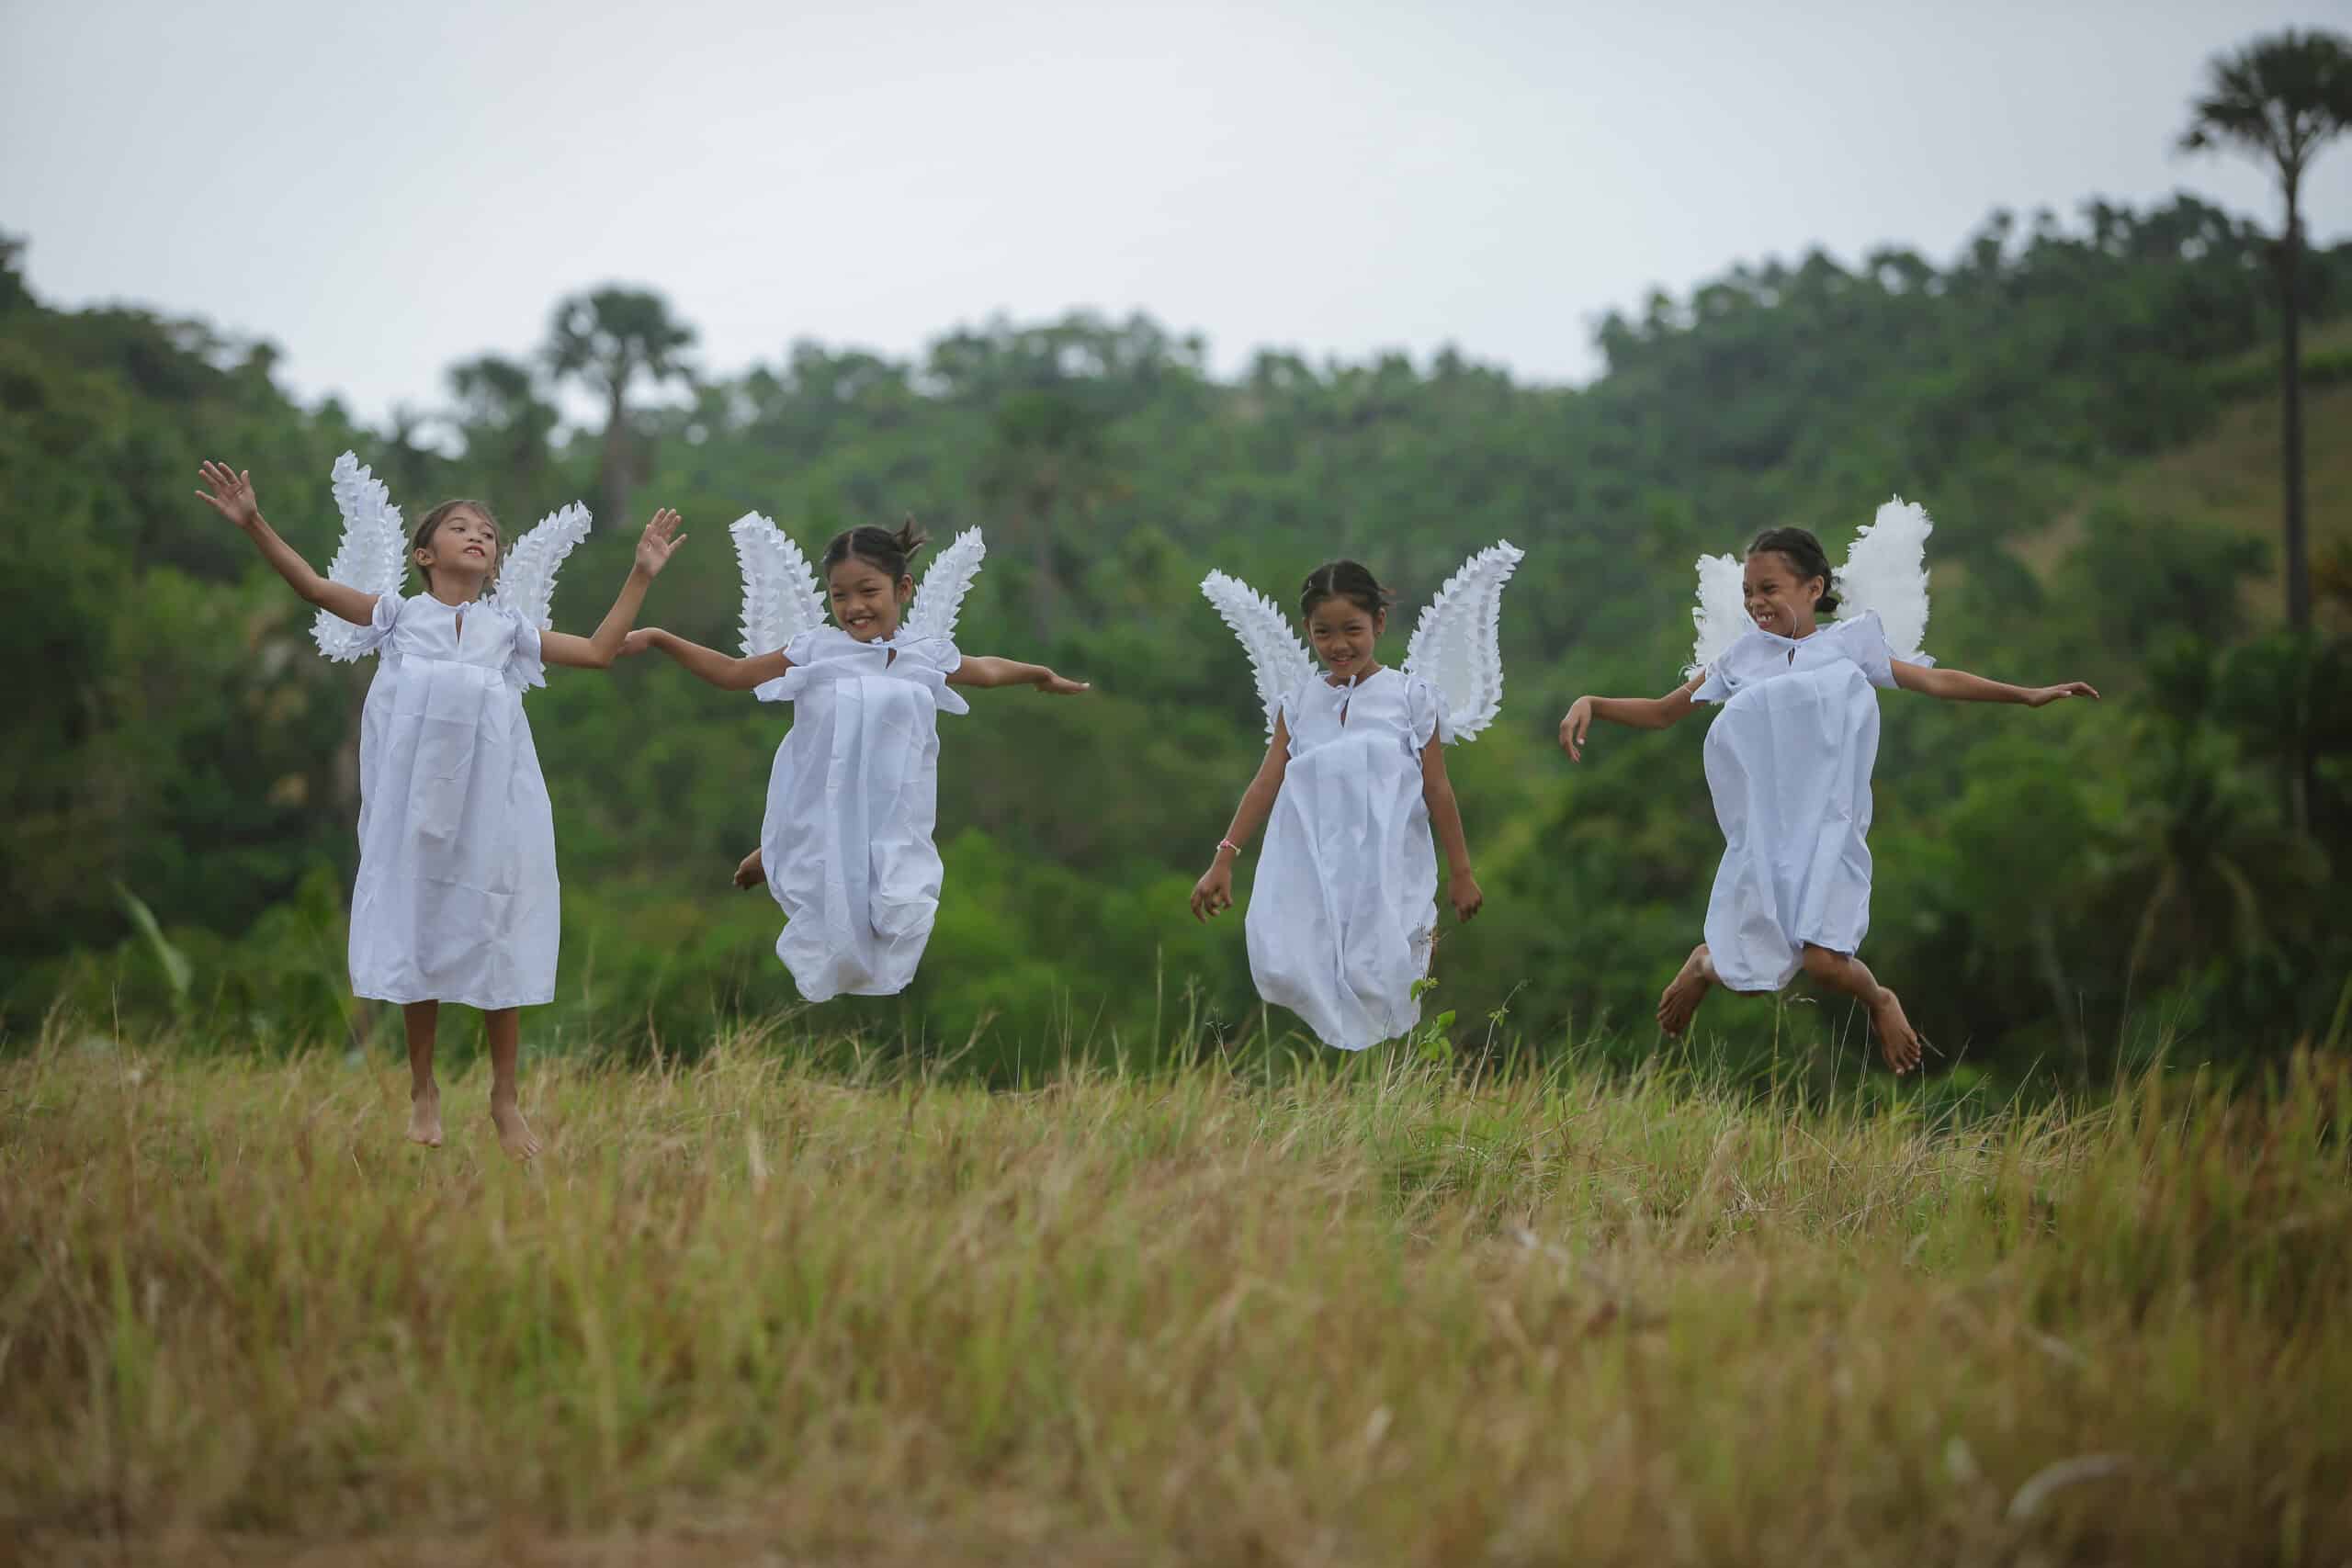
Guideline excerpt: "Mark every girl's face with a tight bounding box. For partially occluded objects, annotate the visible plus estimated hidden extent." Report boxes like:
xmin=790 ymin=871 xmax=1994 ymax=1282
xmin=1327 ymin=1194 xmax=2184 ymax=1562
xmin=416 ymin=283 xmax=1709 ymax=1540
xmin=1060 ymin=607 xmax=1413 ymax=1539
xmin=415 ymin=506 xmax=500 ymax=592
xmin=1306 ymin=596 xmax=1385 ymax=682
xmin=829 ymin=558 xmax=911 ymax=642
xmin=1742 ymin=549 xmax=1825 ymax=638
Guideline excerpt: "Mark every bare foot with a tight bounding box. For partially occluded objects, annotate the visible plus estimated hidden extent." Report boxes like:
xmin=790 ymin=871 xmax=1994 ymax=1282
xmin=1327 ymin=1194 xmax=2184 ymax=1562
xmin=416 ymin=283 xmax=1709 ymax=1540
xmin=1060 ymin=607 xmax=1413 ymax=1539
xmin=1870 ymin=987 xmax=1926 ymax=1075
xmin=406 ymin=1087 xmax=444 ymax=1148
xmin=733 ymin=848 xmax=766 ymax=890
xmin=1657 ymin=944 xmax=1713 ymax=1037
xmin=491 ymin=1096 xmax=540 ymax=1161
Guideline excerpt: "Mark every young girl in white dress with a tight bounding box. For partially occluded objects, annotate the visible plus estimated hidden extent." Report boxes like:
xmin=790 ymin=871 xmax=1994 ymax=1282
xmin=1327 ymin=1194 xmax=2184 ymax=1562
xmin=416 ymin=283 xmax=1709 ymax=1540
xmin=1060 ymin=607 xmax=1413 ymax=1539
xmin=196 ymin=457 xmax=684 ymax=1156
xmin=623 ymin=518 xmax=1086 ymax=1002
xmin=1557 ymin=502 xmax=2098 ymax=1071
xmin=1191 ymin=547 xmax=1522 ymax=1051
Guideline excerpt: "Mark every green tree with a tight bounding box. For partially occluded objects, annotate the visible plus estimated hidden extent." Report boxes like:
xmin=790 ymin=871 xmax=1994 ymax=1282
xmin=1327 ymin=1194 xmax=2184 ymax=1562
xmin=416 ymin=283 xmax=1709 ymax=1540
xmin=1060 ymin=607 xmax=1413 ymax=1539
xmin=2177 ymin=29 xmax=2352 ymax=640
xmin=447 ymin=353 xmax=558 ymax=497
xmin=545 ymin=287 xmax=695 ymax=527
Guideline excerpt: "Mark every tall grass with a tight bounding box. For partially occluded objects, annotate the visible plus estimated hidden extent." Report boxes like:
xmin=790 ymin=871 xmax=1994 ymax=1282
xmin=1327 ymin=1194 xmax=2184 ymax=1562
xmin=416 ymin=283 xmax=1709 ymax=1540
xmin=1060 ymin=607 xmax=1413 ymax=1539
xmin=3 ymin=1028 xmax=2348 ymax=1565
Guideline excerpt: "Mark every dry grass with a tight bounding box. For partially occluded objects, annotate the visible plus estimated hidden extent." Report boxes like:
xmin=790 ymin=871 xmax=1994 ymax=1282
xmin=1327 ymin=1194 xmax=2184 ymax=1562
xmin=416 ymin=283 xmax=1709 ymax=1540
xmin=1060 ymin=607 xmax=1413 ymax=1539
xmin=4 ymin=1032 xmax=2349 ymax=1566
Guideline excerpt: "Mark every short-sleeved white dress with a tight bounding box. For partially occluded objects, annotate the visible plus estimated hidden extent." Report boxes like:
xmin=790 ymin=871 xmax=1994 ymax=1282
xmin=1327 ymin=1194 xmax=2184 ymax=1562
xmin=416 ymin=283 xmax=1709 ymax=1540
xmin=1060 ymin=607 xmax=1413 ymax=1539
xmin=345 ymin=592 xmax=560 ymax=1010
xmin=1245 ymin=666 xmax=1452 ymax=1051
xmin=755 ymin=626 xmax=966 ymax=1001
xmin=1690 ymin=611 xmax=1917 ymax=992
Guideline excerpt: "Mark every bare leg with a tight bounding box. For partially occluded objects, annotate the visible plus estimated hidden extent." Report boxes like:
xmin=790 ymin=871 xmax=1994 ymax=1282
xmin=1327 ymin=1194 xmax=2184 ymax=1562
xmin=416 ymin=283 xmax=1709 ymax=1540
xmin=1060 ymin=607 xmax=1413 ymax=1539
xmin=1799 ymin=944 xmax=1925 ymax=1074
xmin=734 ymin=847 xmax=766 ymax=890
xmin=1657 ymin=944 xmax=1719 ymax=1037
xmin=403 ymin=1001 xmax=443 ymax=1147
xmin=482 ymin=1007 xmax=540 ymax=1160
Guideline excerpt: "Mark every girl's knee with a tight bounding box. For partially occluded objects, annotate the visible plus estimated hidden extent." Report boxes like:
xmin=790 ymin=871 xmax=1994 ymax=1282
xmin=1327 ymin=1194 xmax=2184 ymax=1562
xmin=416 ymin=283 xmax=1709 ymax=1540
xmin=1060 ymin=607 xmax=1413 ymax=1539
xmin=1799 ymin=944 xmax=1847 ymax=984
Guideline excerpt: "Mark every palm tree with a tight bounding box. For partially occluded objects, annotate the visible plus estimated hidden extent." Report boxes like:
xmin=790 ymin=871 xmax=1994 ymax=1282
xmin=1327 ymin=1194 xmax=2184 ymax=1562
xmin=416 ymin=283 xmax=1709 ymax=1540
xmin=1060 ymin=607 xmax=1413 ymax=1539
xmin=544 ymin=288 xmax=695 ymax=527
xmin=2177 ymin=29 xmax=2352 ymax=637
xmin=2179 ymin=28 xmax=2352 ymax=835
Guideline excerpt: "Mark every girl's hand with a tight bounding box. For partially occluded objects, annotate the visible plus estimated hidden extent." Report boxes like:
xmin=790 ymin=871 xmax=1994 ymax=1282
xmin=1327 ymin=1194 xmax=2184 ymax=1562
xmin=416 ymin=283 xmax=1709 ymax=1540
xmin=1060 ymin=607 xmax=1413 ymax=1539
xmin=619 ymin=627 xmax=662 ymax=658
xmin=635 ymin=510 xmax=686 ymax=577
xmin=194 ymin=462 xmax=263 ymax=530
xmin=733 ymin=848 xmax=766 ymax=890
xmin=1558 ymin=697 xmax=1594 ymax=761
xmin=1190 ymin=863 xmax=1235 ymax=921
xmin=1450 ymin=873 xmax=1485 ymax=923
xmin=1036 ymin=671 xmax=1091 ymax=695
xmin=2026 ymin=681 xmax=2099 ymax=708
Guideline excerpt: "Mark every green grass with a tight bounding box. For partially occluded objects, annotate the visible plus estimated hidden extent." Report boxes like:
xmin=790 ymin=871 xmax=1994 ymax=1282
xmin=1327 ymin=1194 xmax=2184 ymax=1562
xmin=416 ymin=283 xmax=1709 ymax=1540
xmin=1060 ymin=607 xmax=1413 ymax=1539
xmin=4 ymin=1030 xmax=2349 ymax=1565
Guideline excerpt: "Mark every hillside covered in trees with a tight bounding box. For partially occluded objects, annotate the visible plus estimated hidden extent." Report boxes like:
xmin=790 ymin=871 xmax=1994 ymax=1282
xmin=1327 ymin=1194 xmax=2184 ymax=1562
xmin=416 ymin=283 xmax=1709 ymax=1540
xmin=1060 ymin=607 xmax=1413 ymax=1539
xmin=6 ymin=194 xmax=2348 ymax=1083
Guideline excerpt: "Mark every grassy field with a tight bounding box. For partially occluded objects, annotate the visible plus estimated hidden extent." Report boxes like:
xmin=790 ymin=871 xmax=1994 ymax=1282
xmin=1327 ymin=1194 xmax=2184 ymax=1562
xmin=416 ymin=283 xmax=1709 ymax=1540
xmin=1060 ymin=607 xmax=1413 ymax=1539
xmin=4 ymin=1031 xmax=2349 ymax=1566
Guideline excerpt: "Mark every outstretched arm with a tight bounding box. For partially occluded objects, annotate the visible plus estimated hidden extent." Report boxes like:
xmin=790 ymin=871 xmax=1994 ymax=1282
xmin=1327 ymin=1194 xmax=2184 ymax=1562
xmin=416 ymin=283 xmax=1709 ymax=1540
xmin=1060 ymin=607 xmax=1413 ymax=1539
xmin=1420 ymin=737 xmax=1482 ymax=922
xmin=1892 ymin=661 xmax=2099 ymax=707
xmin=948 ymin=655 xmax=1089 ymax=694
xmin=1190 ymin=717 xmax=1293 ymax=921
xmin=543 ymin=509 xmax=685 ymax=671
xmin=1558 ymin=676 xmax=1702 ymax=761
xmin=619 ymin=627 xmax=791 ymax=692
xmin=194 ymin=462 xmax=378 ymax=626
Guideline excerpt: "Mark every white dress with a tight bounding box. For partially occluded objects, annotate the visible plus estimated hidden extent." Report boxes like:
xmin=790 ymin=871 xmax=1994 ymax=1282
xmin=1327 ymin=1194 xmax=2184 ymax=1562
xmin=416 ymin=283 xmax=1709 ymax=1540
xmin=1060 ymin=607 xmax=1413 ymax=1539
xmin=1246 ymin=667 xmax=1451 ymax=1051
xmin=756 ymin=626 xmax=966 ymax=1001
xmin=1690 ymin=611 xmax=1908 ymax=993
xmin=345 ymin=592 xmax=560 ymax=1010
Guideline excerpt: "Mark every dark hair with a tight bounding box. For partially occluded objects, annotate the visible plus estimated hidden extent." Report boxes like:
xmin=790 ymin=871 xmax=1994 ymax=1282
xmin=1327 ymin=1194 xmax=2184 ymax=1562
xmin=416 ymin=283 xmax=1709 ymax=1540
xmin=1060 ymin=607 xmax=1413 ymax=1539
xmin=821 ymin=516 xmax=928 ymax=582
xmin=1746 ymin=526 xmax=1839 ymax=614
xmin=411 ymin=499 xmax=502 ymax=590
xmin=1299 ymin=559 xmax=1396 ymax=622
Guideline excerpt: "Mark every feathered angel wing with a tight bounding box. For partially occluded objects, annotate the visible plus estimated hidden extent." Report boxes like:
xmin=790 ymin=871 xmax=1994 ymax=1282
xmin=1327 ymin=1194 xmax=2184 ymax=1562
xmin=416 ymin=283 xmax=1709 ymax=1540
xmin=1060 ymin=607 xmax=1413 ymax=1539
xmin=1834 ymin=496 xmax=1934 ymax=662
xmin=903 ymin=527 xmax=987 ymax=644
xmin=728 ymin=513 xmax=827 ymax=656
xmin=1201 ymin=570 xmax=1316 ymax=740
xmin=1686 ymin=553 xmax=1748 ymax=680
xmin=487 ymin=502 xmax=593 ymax=630
xmin=311 ymin=451 xmax=408 ymax=661
xmin=1401 ymin=541 xmax=1525 ymax=742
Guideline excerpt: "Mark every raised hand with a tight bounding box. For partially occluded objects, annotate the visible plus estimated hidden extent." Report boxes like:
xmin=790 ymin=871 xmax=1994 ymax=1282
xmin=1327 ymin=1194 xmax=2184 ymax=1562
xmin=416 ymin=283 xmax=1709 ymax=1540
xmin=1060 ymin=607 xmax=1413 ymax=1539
xmin=1190 ymin=863 xmax=1235 ymax=922
xmin=194 ymin=461 xmax=263 ymax=530
xmin=1558 ymin=696 xmax=1594 ymax=761
xmin=1036 ymin=671 xmax=1091 ymax=695
xmin=635 ymin=509 xmax=686 ymax=577
xmin=2025 ymin=681 xmax=2099 ymax=708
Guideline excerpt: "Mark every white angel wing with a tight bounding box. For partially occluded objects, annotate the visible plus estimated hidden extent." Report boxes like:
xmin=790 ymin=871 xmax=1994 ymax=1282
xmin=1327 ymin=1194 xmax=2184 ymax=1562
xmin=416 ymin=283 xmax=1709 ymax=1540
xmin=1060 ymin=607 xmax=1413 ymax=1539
xmin=1400 ymin=540 xmax=1525 ymax=742
xmin=1201 ymin=570 xmax=1316 ymax=740
xmin=1686 ymin=553 xmax=1748 ymax=680
xmin=903 ymin=527 xmax=987 ymax=645
xmin=487 ymin=502 xmax=593 ymax=630
xmin=729 ymin=513 xmax=827 ymax=656
xmin=311 ymin=451 xmax=408 ymax=661
xmin=1834 ymin=496 xmax=1934 ymax=663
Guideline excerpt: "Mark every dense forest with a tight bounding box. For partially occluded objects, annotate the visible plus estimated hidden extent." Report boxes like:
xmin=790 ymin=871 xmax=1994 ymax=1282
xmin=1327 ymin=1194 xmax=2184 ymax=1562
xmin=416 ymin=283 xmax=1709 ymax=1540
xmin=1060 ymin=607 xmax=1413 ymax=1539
xmin=6 ymin=195 xmax=2348 ymax=1085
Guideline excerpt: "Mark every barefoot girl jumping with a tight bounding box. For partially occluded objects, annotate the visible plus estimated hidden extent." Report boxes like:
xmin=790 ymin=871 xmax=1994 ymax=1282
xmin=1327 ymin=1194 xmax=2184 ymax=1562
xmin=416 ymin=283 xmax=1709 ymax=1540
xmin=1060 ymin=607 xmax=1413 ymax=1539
xmin=624 ymin=517 xmax=1085 ymax=1001
xmin=197 ymin=456 xmax=683 ymax=1156
xmin=1557 ymin=502 xmax=2096 ymax=1072
xmin=1191 ymin=547 xmax=1521 ymax=1050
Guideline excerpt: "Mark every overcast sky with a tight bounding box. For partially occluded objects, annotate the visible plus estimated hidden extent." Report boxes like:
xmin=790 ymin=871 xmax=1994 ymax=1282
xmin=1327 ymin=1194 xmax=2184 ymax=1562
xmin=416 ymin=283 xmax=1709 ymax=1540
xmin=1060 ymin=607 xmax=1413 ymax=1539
xmin=5 ymin=0 xmax=2347 ymax=422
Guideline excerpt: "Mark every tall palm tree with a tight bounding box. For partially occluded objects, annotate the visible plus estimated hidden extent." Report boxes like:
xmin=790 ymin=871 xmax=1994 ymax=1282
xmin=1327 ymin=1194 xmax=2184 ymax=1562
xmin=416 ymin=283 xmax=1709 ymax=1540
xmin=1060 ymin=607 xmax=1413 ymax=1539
xmin=2178 ymin=29 xmax=2352 ymax=637
xmin=544 ymin=288 xmax=695 ymax=527
xmin=2179 ymin=28 xmax=2352 ymax=834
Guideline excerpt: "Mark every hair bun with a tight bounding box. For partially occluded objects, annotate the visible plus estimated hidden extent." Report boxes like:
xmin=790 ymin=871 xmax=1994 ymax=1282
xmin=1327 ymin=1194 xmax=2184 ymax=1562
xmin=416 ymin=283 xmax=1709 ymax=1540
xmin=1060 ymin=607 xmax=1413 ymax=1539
xmin=1815 ymin=590 xmax=1841 ymax=614
xmin=892 ymin=515 xmax=930 ymax=559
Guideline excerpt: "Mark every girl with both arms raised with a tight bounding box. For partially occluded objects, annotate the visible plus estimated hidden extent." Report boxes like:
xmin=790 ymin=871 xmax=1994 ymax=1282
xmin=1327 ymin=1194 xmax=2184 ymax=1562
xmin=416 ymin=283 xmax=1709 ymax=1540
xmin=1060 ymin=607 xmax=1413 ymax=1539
xmin=624 ymin=517 xmax=1085 ymax=1002
xmin=1192 ymin=547 xmax=1522 ymax=1051
xmin=195 ymin=456 xmax=684 ymax=1156
xmin=1558 ymin=502 xmax=2098 ymax=1069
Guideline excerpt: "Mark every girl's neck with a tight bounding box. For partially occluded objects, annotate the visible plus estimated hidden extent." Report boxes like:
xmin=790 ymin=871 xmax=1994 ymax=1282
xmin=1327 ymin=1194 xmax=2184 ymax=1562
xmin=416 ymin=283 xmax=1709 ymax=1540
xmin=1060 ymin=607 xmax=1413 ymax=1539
xmin=1324 ymin=660 xmax=1382 ymax=686
xmin=424 ymin=580 xmax=485 ymax=608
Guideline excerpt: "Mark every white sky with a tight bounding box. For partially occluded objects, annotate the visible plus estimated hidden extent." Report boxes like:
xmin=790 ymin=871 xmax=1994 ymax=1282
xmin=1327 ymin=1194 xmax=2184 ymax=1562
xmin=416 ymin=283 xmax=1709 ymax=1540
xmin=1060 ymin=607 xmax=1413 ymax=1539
xmin=5 ymin=0 xmax=2347 ymax=422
